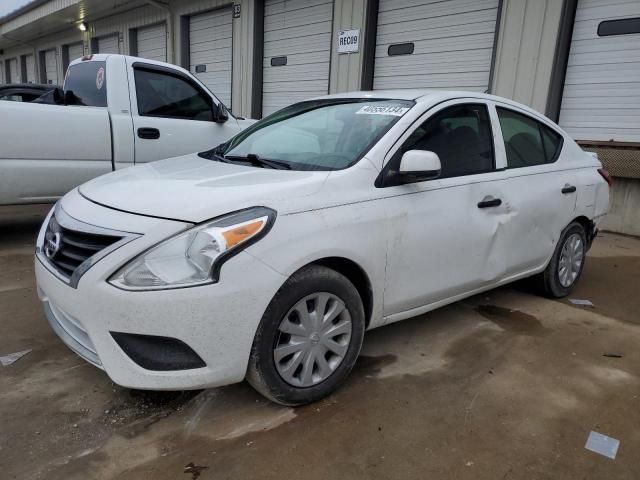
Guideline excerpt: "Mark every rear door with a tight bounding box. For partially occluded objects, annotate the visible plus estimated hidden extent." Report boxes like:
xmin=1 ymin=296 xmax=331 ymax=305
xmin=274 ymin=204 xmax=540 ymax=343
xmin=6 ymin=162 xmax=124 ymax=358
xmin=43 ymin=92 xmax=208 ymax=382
xmin=128 ymin=61 xmax=240 ymax=164
xmin=382 ymin=100 xmax=509 ymax=318
xmin=491 ymin=102 xmax=577 ymax=277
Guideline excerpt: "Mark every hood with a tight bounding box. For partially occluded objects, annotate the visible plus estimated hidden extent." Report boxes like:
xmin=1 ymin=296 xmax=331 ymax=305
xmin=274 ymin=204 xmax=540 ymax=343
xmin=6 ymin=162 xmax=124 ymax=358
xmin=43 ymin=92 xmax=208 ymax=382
xmin=79 ymin=154 xmax=329 ymax=223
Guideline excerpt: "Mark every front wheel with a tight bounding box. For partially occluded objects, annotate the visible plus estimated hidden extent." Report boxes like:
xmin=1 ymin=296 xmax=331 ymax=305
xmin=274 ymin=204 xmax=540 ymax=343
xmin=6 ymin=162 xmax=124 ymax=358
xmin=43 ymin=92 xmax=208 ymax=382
xmin=539 ymin=222 xmax=587 ymax=298
xmin=246 ymin=265 xmax=365 ymax=406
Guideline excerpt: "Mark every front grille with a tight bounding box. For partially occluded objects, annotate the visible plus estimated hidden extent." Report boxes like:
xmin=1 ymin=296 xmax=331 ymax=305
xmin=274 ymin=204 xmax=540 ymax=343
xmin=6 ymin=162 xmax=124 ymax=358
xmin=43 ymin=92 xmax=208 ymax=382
xmin=44 ymin=214 xmax=122 ymax=279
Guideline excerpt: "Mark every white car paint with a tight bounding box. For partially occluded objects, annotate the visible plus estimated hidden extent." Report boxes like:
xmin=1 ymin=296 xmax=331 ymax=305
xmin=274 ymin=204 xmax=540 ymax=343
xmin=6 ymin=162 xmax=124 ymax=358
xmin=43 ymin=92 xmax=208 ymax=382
xmin=0 ymin=54 xmax=254 ymax=206
xmin=35 ymin=90 xmax=609 ymax=392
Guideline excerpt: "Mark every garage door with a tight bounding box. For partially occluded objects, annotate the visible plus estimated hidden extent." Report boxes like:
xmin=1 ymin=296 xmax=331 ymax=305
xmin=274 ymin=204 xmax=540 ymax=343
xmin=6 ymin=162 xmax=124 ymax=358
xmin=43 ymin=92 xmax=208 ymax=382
xmin=24 ymin=54 xmax=35 ymax=83
xmin=189 ymin=8 xmax=233 ymax=107
xmin=136 ymin=23 xmax=167 ymax=62
xmin=7 ymin=58 xmax=18 ymax=83
xmin=559 ymin=0 xmax=640 ymax=143
xmin=262 ymin=0 xmax=333 ymax=116
xmin=97 ymin=34 xmax=120 ymax=54
xmin=67 ymin=42 xmax=84 ymax=64
xmin=373 ymin=0 xmax=500 ymax=91
xmin=43 ymin=49 xmax=58 ymax=85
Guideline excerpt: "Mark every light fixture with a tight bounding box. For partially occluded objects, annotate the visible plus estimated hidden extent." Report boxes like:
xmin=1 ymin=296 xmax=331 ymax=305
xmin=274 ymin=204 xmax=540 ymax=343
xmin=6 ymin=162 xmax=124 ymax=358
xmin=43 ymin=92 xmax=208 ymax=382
xmin=78 ymin=22 xmax=87 ymax=31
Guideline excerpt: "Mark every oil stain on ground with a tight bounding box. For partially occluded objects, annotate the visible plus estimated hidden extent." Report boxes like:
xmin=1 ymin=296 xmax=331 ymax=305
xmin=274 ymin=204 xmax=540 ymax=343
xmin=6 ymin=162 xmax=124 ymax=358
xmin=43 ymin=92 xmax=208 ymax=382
xmin=475 ymin=305 xmax=546 ymax=335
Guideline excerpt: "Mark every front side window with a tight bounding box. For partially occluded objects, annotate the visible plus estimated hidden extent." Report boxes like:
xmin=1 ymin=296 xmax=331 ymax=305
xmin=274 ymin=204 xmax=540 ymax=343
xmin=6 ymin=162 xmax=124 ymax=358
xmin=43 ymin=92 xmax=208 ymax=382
xmin=497 ymin=107 xmax=563 ymax=168
xmin=217 ymin=99 xmax=414 ymax=171
xmin=134 ymin=67 xmax=213 ymax=121
xmin=63 ymin=61 xmax=107 ymax=107
xmin=396 ymin=103 xmax=495 ymax=178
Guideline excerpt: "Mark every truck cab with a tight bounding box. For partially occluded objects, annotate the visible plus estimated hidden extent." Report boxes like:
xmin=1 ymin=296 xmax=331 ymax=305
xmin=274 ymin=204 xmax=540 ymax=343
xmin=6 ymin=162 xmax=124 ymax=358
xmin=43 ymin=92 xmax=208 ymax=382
xmin=0 ymin=54 xmax=253 ymax=205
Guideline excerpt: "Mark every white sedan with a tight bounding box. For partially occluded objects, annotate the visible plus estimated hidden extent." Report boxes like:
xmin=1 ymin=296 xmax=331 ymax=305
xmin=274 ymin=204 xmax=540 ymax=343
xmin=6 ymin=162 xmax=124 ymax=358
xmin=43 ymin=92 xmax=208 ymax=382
xmin=35 ymin=90 xmax=610 ymax=405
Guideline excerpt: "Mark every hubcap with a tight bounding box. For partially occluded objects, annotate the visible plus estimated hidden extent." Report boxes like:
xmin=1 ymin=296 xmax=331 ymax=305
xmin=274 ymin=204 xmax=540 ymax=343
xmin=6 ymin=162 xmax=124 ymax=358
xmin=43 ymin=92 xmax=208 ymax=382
xmin=274 ymin=292 xmax=352 ymax=388
xmin=558 ymin=233 xmax=584 ymax=288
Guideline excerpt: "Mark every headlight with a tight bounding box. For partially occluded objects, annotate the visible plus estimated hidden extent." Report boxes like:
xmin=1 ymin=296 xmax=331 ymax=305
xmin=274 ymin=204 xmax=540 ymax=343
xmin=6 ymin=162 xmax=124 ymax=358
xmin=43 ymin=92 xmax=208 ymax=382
xmin=109 ymin=207 xmax=276 ymax=290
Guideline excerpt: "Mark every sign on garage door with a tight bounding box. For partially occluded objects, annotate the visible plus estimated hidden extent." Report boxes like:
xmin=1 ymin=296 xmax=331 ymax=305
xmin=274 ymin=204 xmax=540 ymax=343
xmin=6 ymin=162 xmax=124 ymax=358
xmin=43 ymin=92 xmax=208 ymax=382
xmin=136 ymin=23 xmax=167 ymax=62
xmin=97 ymin=34 xmax=120 ymax=54
xmin=23 ymin=54 xmax=35 ymax=83
xmin=373 ymin=0 xmax=500 ymax=91
xmin=189 ymin=8 xmax=233 ymax=108
xmin=559 ymin=0 xmax=640 ymax=143
xmin=262 ymin=0 xmax=333 ymax=116
xmin=43 ymin=49 xmax=58 ymax=84
xmin=67 ymin=42 xmax=84 ymax=64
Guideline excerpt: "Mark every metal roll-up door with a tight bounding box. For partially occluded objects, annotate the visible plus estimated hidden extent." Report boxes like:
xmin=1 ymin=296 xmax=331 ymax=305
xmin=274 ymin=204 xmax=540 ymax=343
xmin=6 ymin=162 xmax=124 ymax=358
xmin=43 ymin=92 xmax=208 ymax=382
xmin=559 ymin=0 xmax=640 ymax=143
xmin=97 ymin=34 xmax=120 ymax=54
xmin=189 ymin=8 xmax=233 ymax=107
xmin=44 ymin=49 xmax=59 ymax=85
xmin=67 ymin=42 xmax=84 ymax=64
xmin=136 ymin=23 xmax=167 ymax=62
xmin=373 ymin=0 xmax=500 ymax=91
xmin=262 ymin=0 xmax=333 ymax=117
xmin=8 ymin=58 xmax=18 ymax=83
xmin=24 ymin=54 xmax=35 ymax=83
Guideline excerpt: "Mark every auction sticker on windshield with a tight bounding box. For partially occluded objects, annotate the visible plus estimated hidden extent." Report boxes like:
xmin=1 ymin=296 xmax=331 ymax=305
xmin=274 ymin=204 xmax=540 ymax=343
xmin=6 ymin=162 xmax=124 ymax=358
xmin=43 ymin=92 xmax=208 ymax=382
xmin=356 ymin=105 xmax=409 ymax=116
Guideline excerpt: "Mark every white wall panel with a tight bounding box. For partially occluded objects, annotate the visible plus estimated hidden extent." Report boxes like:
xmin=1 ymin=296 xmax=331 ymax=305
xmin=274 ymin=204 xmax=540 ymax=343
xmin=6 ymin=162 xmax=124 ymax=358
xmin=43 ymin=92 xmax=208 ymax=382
xmin=189 ymin=7 xmax=233 ymax=107
xmin=559 ymin=0 xmax=640 ymax=142
xmin=24 ymin=54 xmax=36 ymax=83
xmin=262 ymin=0 xmax=333 ymax=116
xmin=97 ymin=34 xmax=120 ymax=54
xmin=136 ymin=23 xmax=167 ymax=61
xmin=43 ymin=49 xmax=59 ymax=84
xmin=373 ymin=0 xmax=499 ymax=91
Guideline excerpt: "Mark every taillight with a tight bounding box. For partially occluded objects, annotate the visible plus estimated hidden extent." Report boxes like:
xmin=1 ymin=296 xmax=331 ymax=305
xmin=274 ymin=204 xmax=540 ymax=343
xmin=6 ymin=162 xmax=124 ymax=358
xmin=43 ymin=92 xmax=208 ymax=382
xmin=598 ymin=168 xmax=613 ymax=187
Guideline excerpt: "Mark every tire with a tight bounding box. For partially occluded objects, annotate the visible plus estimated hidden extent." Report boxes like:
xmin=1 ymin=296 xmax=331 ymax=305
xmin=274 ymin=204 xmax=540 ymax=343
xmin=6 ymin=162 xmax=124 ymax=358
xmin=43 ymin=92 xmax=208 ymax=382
xmin=539 ymin=221 xmax=587 ymax=298
xmin=246 ymin=265 xmax=365 ymax=406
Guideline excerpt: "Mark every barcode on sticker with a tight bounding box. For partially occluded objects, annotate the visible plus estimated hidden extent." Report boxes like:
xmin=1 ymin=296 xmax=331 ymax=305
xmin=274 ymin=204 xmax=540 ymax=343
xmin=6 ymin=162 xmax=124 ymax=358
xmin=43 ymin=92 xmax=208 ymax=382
xmin=356 ymin=105 xmax=409 ymax=116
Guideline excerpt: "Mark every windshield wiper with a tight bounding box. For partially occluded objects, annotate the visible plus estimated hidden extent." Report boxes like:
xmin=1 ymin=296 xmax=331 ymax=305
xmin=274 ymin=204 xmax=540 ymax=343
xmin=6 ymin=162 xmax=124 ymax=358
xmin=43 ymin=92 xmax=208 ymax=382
xmin=224 ymin=153 xmax=292 ymax=170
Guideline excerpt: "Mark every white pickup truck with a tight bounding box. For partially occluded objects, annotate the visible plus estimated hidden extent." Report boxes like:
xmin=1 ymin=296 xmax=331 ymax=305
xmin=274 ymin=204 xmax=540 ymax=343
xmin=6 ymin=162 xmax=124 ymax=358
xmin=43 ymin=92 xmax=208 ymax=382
xmin=0 ymin=54 xmax=253 ymax=205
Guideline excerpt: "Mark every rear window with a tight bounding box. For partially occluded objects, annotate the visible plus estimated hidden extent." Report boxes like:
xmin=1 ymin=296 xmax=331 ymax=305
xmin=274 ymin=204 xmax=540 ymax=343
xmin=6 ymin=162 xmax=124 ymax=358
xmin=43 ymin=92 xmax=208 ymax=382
xmin=63 ymin=61 xmax=107 ymax=107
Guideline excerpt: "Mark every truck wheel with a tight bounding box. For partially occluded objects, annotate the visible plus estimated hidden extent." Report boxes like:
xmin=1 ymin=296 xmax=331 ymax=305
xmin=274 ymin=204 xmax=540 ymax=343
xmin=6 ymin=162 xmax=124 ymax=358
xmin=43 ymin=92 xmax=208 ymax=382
xmin=246 ymin=265 xmax=365 ymax=406
xmin=540 ymin=222 xmax=587 ymax=298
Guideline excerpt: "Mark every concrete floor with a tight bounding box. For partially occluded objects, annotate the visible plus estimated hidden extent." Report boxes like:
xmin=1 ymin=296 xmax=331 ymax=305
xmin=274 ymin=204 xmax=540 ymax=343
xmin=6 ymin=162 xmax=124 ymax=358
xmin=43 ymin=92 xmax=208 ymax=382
xmin=1 ymin=205 xmax=639 ymax=480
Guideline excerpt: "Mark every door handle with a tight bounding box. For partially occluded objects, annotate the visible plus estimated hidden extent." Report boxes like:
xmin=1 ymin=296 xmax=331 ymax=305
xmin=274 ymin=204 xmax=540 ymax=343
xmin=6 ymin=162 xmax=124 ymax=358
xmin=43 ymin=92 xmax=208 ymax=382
xmin=137 ymin=127 xmax=160 ymax=139
xmin=561 ymin=185 xmax=577 ymax=194
xmin=477 ymin=197 xmax=502 ymax=209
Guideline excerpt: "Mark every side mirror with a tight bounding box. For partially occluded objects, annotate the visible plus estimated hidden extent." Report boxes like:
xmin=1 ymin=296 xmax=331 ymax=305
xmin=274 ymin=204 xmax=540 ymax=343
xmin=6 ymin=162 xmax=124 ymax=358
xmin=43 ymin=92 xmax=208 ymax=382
xmin=212 ymin=103 xmax=229 ymax=123
xmin=399 ymin=150 xmax=441 ymax=181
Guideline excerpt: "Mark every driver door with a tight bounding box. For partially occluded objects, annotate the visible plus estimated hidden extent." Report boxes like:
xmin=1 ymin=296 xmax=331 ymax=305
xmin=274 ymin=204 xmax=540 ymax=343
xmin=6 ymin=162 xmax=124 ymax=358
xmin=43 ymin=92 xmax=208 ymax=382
xmin=381 ymin=100 xmax=510 ymax=319
xmin=128 ymin=62 xmax=240 ymax=164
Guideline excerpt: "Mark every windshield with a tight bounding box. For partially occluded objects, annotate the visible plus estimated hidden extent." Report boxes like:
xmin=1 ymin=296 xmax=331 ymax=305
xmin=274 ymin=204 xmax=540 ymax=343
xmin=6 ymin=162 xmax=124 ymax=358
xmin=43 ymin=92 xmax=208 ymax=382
xmin=211 ymin=99 xmax=414 ymax=171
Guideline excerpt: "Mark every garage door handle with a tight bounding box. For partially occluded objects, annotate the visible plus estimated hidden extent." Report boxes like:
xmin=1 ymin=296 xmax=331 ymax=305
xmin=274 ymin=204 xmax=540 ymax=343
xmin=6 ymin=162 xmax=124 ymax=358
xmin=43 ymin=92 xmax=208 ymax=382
xmin=562 ymin=185 xmax=576 ymax=194
xmin=477 ymin=198 xmax=502 ymax=209
xmin=137 ymin=127 xmax=160 ymax=140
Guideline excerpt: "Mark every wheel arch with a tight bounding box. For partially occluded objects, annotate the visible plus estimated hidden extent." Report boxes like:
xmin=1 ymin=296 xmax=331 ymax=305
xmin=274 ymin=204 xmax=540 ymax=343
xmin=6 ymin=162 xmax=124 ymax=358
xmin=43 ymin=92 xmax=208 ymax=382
xmin=301 ymin=257 xmax=374 ymax=329
xmin=569 ymin=215 xmax=597 ymax=247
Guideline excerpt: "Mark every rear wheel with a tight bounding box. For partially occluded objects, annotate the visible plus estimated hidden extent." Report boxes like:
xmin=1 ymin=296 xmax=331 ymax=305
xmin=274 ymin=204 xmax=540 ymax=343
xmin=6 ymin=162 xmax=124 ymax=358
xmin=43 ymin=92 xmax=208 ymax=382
xmin=247 ymin=265 xmax=365 ymax=406
xmin=540 ymin=222 xmax=587 ymax=298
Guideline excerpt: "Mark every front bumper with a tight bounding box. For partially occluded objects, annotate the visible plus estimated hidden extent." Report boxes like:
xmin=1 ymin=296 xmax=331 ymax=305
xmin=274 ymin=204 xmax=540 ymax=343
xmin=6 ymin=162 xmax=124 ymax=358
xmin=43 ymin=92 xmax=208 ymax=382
xmin=36 ymin=199 xmax=286 ymax=390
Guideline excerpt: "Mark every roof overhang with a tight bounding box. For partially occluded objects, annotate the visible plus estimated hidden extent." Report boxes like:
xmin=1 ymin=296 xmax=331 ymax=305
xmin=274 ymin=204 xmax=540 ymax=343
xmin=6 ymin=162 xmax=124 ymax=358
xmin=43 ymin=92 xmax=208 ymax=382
xmin=0 ymin=0 xmax=147 ymax=50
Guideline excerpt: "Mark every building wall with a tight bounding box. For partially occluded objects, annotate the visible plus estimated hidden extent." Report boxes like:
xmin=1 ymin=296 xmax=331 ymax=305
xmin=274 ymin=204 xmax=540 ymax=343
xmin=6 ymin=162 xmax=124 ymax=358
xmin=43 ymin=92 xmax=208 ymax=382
xmin=329 ymin=0 xmax=369 ymax=94
xmin=491 ymin=0 xmax=564 ymax=114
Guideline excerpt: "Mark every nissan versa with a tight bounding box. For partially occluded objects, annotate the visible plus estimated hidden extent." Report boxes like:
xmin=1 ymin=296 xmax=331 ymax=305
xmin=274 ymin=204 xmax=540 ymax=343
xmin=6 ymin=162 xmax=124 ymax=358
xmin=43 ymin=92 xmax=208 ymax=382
xmin=36 ymin=91 xmax=610 ymax=405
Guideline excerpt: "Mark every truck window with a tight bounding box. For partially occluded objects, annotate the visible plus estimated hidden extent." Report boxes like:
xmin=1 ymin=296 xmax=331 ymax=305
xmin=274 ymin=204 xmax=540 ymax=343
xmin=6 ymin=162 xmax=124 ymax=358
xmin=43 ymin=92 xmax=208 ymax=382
xmin=134 ymin=67 xmax=213 ymax=121
xmin=63 ymin=61 xmax=107 ymax=107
